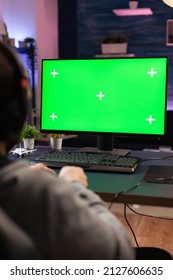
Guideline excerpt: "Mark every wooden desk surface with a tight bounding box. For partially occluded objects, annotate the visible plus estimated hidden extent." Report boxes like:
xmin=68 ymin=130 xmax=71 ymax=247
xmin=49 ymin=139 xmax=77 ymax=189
xmin=10 ymin=147 xmax=173 ymax=208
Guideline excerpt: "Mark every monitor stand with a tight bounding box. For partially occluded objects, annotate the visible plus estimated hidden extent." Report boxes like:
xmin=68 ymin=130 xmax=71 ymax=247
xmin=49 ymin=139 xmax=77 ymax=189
xmin=79 ymin=136 xmax=130 ymax=156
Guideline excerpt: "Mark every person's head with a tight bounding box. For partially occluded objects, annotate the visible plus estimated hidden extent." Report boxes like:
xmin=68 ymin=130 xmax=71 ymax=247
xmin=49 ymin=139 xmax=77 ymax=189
xmin=0 ymin=42 xmax=29 ymax=152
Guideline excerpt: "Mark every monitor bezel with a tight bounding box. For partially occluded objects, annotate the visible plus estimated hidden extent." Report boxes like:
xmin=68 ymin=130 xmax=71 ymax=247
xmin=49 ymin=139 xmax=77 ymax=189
xmin=40 ymin=56 xmax=168 ymax=140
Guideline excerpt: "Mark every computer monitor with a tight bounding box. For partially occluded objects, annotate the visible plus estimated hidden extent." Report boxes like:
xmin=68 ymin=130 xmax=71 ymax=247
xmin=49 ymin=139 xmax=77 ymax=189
xmin=40 ymin=57 xmax=168 ymax=152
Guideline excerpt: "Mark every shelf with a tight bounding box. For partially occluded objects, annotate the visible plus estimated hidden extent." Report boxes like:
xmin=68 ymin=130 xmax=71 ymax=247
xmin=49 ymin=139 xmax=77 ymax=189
xmin=15 ymin=47 xmax=28 ymax=54
xmin=95 ymin=54 xmax=135 ymax=58
xmin=113 ymin=8 xmax=153 ymax=17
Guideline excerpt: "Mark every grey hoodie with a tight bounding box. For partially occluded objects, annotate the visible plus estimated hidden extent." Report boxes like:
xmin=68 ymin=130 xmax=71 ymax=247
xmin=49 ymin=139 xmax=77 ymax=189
xmin=0 ymin=159 xmax=135 ymax=259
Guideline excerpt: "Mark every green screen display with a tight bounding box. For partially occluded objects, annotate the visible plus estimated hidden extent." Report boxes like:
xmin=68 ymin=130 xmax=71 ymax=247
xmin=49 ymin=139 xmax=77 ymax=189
xmin=40 ymin=57 xmax=167 ymax=137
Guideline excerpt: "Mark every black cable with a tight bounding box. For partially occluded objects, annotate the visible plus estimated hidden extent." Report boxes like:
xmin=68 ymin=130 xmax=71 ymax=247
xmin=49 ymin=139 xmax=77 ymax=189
xmin=107 ymin=188 xmax=141 ymax=247
xmin=141 ymin=154 xmax=173 ymax=162
xmin=108 ymin=192 xmax=121 ymax=210
xmin=124 ymin=203 xmax=139 ymax=247
xmin=126 ymin=204 xmax=173 ymax=220
xmin=113 ymin=137 xmax=121 ymax=149
xmin=107 ymin=182 xmax=141 ymax=210
xmin=123 ymin=203 xmax=173 ymax=249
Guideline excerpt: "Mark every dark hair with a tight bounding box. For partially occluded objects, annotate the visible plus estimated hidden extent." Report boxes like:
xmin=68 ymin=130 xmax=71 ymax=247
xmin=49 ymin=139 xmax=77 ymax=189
xmin=0 ymin=42 xmax=29 ymax=151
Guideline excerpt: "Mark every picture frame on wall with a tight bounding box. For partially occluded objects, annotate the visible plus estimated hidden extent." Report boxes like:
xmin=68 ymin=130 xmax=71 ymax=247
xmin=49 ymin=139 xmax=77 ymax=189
xmin=166 ymin=19 xmax=173 ymax=46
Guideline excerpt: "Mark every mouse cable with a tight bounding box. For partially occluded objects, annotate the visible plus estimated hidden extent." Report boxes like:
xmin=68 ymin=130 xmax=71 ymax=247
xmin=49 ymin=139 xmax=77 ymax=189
xmin=125 ymin=204 xmax=173 ymax=220
xmin=124 ymin=203 xmax=139 ymax=248
xmin=141 ymin=154 xmax=173 ymax=162
xmin=107 ymin=182 xmax=141 ymax=210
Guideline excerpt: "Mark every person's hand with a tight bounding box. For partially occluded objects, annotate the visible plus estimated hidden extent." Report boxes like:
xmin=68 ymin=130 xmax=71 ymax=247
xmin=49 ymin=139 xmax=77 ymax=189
xmin=59 ymin=166 xmax=88 ymax=187
xmin=30 ymin=163 xmax=56 ymax=175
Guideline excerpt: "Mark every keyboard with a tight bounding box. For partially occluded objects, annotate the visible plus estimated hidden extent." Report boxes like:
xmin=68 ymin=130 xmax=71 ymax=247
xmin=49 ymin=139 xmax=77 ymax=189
xmin=33 ymin=150 xmax=140 ymax=173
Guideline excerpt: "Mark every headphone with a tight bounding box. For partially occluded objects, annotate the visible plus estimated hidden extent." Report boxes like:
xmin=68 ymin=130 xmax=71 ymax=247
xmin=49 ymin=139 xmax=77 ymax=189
xmin=0 ymin=42 xmax=30 ymax=150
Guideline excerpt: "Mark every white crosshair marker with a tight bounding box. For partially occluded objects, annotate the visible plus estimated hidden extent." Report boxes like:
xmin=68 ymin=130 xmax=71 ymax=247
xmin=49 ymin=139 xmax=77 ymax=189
xmin=50 ymin=69 xmax=59 ymax=78
xmin=146 ymin=115 xmax=155 ymax=125
xmin=147 ymin=68 xmax=157 ymax=78
xmin=49 ymin=112 xmax=58 ymax=121
xmin=96 ymin=91 xmax=105 ymax=100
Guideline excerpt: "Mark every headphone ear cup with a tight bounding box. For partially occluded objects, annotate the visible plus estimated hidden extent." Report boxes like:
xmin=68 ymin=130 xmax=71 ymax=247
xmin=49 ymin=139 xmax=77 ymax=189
xmin=20 ymin=77 xmax=32 ymax=100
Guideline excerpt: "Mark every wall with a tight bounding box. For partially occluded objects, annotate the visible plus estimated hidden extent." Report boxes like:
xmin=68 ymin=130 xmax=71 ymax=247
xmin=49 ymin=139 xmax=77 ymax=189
xmin=1 ymin=0 xmax=36 ymax=44
xmin=58 ymin=0 xmax=77 ymax=58
xmin=77 ymin=0 xmax=173 ymax=109
xmin=0 ymin=0 xmax=58 ymax=117
xmin=0 ymin=1 xmax=3 ymax=18
xmin=35 ymin=0 xmax=58 ymax=113
xmin=77 ymin=0 xmax=173 ymax=57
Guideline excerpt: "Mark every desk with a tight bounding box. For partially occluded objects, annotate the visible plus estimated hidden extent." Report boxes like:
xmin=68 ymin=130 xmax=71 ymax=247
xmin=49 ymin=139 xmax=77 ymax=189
xmin=10 ymin=147 xmax=173 ymax=208
xmin=87 ymin=150 xmax=173 ymax=208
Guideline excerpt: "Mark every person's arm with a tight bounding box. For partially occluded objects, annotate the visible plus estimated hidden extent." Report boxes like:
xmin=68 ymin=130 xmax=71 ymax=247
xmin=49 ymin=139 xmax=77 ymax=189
xmin=29 ymin=163 xmax=56 ymax=175
xmin=59 ymin=165 xmax=88 ymax=187
xmin=18 ymin=164 xmax=135 ymax=259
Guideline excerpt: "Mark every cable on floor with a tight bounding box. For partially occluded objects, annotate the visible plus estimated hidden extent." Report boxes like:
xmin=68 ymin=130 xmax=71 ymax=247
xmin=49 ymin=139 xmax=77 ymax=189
xmin=124 ymin=203 xmax=139 ymax=247
xmin=107 ymin=184 xmax=141 ymax=247
xmin=125 ymin=204 xmax=173 ymax=220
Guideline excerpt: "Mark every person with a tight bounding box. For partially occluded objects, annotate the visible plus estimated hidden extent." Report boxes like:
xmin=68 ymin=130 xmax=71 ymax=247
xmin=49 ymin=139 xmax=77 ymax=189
xmin=0 ymin=41 xmax=135 ymax=260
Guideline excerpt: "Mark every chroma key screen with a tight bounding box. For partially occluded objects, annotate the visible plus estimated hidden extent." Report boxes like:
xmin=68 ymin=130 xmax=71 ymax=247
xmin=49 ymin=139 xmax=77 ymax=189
xmin=40 ymin=57 xmax=167 ymax=137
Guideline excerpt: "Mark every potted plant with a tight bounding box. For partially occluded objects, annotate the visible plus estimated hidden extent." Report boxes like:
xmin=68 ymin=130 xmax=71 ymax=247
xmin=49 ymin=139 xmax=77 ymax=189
xmin=101 ymin=35 xmax=128 ymax=54
xmin=50 ymin=133 xmax=63 ymax=150
xmin=21 ymin=123 xmax=40 ymax=149
xmin=129 ymin=1 xmax=138 ymax=9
